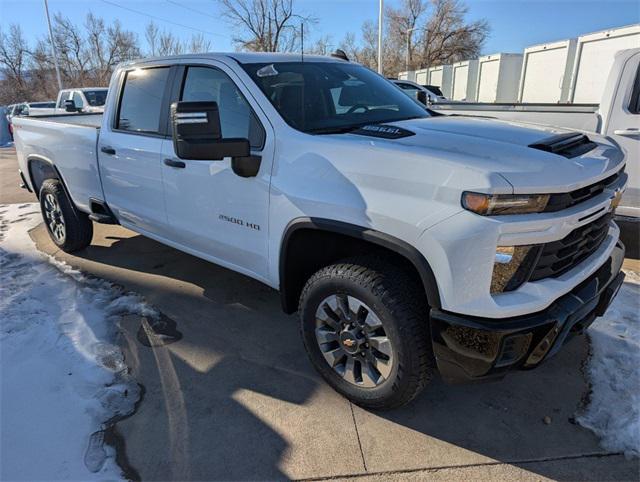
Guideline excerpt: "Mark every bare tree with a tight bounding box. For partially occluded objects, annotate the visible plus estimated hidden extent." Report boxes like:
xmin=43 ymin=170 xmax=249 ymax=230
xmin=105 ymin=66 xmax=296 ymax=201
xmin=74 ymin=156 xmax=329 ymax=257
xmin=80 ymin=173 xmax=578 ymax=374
xmin=86 ymin=15 xmax=139 ymax=85
xmin=0 ymin=25 xmax=30 ymax=99
xmin=341 ymin=0 xmax=489 ymax=76
xmin=145 ymin=21 xmax=212 ymax=56
xmin=188 ymin=33 xmax=212 ymax=54
xmin=417 ymin=0 xmax=489 ymax=68
xmin=218 ymin=0 xmax=312 ymax=52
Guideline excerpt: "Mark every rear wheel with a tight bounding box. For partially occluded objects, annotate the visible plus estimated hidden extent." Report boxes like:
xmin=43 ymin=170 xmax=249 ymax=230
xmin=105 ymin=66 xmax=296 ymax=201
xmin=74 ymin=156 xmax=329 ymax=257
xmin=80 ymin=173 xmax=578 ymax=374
xmin=39 ymin=178 xmax=93 ymax=252
xmin=299 ymin=256 xmax=434 ymax=410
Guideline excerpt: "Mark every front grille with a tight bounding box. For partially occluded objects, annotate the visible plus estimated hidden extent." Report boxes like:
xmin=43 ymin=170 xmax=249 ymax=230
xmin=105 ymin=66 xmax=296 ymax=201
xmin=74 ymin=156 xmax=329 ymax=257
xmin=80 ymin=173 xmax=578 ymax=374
xmin=529 ymin=213 xmax=612 ymax=281
xmin=544 ymin=171 xmax=623 ymax=212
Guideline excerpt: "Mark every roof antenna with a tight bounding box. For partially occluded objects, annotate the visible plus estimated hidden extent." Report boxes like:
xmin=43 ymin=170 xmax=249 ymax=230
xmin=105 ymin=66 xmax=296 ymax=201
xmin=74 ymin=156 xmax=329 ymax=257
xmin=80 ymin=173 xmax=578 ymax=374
xmin=301 ymin=21 xmax=304 ymax=62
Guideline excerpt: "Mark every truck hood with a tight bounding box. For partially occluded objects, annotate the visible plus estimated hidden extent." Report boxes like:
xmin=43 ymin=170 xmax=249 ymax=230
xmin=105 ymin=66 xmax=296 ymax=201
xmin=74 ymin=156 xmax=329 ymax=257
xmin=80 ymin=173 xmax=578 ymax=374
xmin=355 ymin=115 xmax=625 ymax=193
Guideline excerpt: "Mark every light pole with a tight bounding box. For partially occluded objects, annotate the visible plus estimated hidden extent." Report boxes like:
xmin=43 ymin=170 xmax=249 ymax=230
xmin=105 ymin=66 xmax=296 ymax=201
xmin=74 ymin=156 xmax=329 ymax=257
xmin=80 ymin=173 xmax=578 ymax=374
xmin=406 ymin=27 xmax=417 ymax=72
xmin=377 ymin=0 xmax=383 ymax=74
xmin=43 ymin=0 xmax=63 ymax=90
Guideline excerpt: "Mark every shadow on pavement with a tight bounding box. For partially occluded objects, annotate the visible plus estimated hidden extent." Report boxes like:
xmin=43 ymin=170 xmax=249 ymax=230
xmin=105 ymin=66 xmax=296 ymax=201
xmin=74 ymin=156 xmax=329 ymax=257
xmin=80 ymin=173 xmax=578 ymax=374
xmin=39 ymin=227 xmax=637 ymax=481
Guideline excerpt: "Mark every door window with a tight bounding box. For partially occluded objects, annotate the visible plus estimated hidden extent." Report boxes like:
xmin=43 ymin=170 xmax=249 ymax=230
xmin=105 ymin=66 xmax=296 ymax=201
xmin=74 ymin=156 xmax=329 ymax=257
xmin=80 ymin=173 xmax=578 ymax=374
xmin=57 ymin=91 xmax=70 ymax=108
xmin=117 ymin=67 xmax=170 ymax=133
xmin=72 ymin=91 xmax=84 ymax=108
xmin=630 ymin=66 xmax=640 ymax=114
xmin=181 ymin=66 xmax=264 ymax=148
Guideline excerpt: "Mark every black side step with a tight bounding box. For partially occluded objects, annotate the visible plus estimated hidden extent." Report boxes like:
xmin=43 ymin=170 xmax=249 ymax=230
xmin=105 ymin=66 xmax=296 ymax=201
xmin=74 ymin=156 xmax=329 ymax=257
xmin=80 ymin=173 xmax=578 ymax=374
xmin=88 ymin=198 xmax=118 ymax=224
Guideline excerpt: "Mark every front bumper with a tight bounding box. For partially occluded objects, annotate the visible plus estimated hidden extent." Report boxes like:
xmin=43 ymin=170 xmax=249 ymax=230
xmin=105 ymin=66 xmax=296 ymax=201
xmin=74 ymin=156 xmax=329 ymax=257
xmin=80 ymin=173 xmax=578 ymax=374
xmin=430 ymin=242 xmax=625 ymax=383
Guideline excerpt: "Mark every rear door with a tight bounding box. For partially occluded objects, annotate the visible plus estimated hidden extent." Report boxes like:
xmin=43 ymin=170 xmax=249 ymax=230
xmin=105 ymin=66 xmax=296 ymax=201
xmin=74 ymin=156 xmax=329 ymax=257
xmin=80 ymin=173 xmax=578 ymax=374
xmin=605 ymin=51 xmax=640 ymax=218
xmin=99 ymin=64 xmax=175 ymax=235
xmin=159 ymin=62 xmax=273 ymax=280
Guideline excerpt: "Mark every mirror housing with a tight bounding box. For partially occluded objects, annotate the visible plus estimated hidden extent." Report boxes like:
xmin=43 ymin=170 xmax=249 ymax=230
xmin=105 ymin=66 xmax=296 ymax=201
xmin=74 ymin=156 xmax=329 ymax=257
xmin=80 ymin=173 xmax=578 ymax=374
xmin=64 ymin=99 xmax=78 ymax=112
xmin=171 ymin=101 xmax=250 ymax=161
xmin=416 ymin=90 xmax=428 ymax=106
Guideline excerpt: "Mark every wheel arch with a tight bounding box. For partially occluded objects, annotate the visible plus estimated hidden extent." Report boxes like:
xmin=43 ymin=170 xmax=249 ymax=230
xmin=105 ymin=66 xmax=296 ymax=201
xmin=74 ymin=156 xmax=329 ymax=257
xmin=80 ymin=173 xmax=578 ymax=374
xmin=279 ymin=217 xmax=442 ymax=314
xmin=27 ymin=155 xmax=70 ymax=201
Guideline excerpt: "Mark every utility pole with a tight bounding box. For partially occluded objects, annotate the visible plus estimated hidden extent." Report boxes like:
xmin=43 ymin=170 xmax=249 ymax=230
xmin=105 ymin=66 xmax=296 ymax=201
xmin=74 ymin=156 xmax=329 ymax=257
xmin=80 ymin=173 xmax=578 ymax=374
xmin=43 ymin=0 xmax=63 ymax=90
xmin=377 ymin=0 xmax=383 ymax=74
xmin=405 ymin=27 xmax=417 ymax=71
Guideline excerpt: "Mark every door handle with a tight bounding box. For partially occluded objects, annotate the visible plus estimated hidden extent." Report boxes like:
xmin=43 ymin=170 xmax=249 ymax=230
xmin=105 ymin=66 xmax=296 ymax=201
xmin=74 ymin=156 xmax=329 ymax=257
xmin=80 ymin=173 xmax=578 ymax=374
xmin=613 ymin=128 xmax=640 ymax=137
xmin=100 ymin=146 xmax=116 ymax=155
xmin=164 ymin=158 xmax=186 ymax=168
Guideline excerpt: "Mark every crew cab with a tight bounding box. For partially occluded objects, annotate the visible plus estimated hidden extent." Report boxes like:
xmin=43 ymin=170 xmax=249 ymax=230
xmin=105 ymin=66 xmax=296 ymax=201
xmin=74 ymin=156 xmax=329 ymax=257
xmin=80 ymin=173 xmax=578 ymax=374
xmin=13 ymin=53 xmax=627 ymax=409
xmin=55 ymin=87 xmax=108 ymax=113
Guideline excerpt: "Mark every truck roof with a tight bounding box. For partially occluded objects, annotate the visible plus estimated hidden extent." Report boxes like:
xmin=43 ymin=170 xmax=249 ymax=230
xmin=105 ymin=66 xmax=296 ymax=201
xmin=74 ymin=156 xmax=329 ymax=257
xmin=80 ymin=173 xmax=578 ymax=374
xmin=129 ymin=52 xmax=347 ymax=66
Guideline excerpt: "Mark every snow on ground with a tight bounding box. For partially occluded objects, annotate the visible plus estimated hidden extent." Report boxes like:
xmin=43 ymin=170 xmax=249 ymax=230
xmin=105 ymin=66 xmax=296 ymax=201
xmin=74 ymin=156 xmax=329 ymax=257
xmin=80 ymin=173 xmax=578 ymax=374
xmin=578 ymin=268 xmax=640 ymax=457
xmin=0 ymin=203 xmax=157 ymax=480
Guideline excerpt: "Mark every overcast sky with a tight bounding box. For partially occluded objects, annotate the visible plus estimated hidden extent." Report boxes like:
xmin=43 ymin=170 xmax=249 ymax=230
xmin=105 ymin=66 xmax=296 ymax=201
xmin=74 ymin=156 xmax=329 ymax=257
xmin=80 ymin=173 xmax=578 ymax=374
xmin=1 ymin=0 xmax=638 ymax=54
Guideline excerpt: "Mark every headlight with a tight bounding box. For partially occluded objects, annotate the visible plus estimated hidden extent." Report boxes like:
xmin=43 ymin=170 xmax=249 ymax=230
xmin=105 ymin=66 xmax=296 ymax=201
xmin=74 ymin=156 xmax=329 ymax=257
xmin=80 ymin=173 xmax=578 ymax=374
xmin=491 ymin=245 xmax=542 ymax=293
xmin=462 ymin=192 xmax=550 ymax=215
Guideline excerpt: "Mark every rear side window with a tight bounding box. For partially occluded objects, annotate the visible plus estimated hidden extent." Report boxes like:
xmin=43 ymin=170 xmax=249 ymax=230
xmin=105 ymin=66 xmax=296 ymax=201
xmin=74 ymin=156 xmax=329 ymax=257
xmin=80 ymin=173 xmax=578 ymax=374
xmin=117 ymin=67 xmax=170 ymax=133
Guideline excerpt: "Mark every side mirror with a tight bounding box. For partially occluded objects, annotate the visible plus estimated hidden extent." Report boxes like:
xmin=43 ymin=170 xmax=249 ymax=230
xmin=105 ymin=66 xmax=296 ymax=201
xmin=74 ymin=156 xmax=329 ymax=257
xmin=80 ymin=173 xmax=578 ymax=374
xmin=64 ymin=99 xmax=78 ymax=112
xmin=171 ymin=101 xmax=250 ymax=161
xmin=416 ymin=91 xmax=428 ymax=105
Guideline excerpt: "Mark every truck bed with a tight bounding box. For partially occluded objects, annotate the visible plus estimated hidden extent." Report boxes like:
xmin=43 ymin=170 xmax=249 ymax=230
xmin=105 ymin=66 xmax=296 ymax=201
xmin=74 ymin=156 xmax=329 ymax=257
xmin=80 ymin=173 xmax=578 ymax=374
xmin=13 ymin=114 xmax=103 ymax=213
xmin=431 ymin=102 xmax=600 ymax=132
xmin=25 ymin=112 xmax=103 ymax=128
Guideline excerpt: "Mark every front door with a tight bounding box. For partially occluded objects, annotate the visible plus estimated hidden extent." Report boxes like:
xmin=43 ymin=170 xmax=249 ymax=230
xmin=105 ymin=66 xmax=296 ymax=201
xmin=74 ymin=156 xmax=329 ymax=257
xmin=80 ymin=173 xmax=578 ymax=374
xmin=160 ymin=63 xmax=273 ymax=281
xmin=606 ymin=51 xmax=640 ymax=218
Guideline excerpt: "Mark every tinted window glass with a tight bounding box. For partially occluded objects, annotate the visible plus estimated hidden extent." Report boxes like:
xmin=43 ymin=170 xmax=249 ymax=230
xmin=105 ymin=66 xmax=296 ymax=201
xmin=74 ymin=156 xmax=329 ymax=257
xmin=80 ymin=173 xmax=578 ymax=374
xmin=72 ymin=91 xmax=84 ymax=108
xmin=243 ymin=62 xmax=428 ymax=133
xmin=84 ymin=90 xmax=108 ymax=107
xmin=118 ymin=67 xmax=170 ymax=133
xmin=630 ymin=66 xmax=640 ymax=115
xmin=181 ymin=66 xmax=264 ymax=148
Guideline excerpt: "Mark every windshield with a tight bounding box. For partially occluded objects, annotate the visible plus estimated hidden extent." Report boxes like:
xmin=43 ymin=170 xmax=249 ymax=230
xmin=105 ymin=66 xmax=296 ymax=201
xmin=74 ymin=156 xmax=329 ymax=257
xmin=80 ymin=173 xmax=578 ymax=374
xmin=83 ymin=89 xmax=108 ymax=106
xmin=242 ymin=61 xmax=429 ymax=134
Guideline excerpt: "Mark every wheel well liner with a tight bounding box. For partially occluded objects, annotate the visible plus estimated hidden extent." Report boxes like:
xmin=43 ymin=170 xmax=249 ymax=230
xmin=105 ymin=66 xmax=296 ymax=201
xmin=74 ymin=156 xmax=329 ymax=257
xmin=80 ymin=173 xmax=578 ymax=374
xmin=279 ymin=217 xmax=441 ymax=314
xmin=27 ymin=155 xmax=70 ymax=201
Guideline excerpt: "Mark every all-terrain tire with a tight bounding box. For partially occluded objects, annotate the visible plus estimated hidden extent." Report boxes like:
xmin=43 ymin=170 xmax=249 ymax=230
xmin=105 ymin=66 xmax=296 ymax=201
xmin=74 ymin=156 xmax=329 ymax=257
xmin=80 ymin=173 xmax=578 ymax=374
xmin=39 ymin=178 xmax=93 ymax=252
xmin=299 ymin=255 xmax=434 ymax=410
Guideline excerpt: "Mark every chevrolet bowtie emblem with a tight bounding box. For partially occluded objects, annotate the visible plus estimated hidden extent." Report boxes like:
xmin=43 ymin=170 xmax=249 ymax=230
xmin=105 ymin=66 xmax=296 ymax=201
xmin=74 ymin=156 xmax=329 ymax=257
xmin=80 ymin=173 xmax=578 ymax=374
xmin=343 ymin=338 xmax=356 ymax=347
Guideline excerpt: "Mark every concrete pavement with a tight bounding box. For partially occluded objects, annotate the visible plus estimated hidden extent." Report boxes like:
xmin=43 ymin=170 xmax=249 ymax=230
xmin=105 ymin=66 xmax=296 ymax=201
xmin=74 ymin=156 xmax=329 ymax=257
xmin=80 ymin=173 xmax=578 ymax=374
xmin=2 ymin=147 xmax=638 ymax=480
xmin=29 ymin=221 xmax=639 ymax=481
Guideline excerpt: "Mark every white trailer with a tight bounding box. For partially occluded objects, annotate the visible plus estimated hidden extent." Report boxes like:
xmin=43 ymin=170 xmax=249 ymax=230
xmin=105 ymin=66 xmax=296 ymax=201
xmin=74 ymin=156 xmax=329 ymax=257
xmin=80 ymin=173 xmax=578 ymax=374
xmin=570 ymin=24 xmax=640 ymax=103
xmin=414 ymin=68 xmax=428 ymax=86
xmin=397 ymin=71 xmax=415 ymax=81
xmin=476 ymin=53 xmax=523 ymax=102
xmin=451 ymin=59 xmax=478 ymax=101
xmin=426 ymin=65 xmax=453 ymax=97
xmin=519 ymin=39 xmax=577 ymax=103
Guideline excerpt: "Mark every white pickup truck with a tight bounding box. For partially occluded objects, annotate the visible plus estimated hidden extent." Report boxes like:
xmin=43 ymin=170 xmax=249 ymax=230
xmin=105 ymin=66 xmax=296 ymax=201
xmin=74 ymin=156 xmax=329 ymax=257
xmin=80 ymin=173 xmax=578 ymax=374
xmin=432 ymin=48 xmax=639 ymax=221
xmin=13 ymin=53 xmax=627 ymax=409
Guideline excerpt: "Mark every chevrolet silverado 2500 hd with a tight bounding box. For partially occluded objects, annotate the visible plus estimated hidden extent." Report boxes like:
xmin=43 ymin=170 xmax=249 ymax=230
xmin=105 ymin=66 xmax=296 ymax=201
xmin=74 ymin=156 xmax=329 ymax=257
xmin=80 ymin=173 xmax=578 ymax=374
xmin=13 ymin=53 xmax=627 ymax=409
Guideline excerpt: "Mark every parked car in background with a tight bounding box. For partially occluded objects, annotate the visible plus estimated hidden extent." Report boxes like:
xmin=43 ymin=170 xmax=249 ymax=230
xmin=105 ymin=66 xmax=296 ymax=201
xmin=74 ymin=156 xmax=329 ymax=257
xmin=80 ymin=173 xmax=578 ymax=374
xmin=14 ymin=52 xmax=627 ymax=409
xmin=55 ymin=88 xmax=108 ymax=113
xmin=432 ymin=48 xmax=640 ymax=225
xmin=391 ymin=79 xmax=448 ymax=105
xmin=6 ymin=102 xmax=57 ymax=138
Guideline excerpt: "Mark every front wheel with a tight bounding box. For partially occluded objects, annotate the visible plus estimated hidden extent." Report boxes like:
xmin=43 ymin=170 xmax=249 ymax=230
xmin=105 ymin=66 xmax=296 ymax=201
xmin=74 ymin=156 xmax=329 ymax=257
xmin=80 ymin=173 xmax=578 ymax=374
xmin=39 ymin=178 xmax=93 ymax=252
xmin=299 ymin=256 xmax=434 ymax=410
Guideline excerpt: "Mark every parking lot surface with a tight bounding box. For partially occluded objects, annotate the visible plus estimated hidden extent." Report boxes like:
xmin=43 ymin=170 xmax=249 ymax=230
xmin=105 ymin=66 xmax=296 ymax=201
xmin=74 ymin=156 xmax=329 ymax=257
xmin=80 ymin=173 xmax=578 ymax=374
xmin=1 ymin=147 xmax=638 ymax=480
